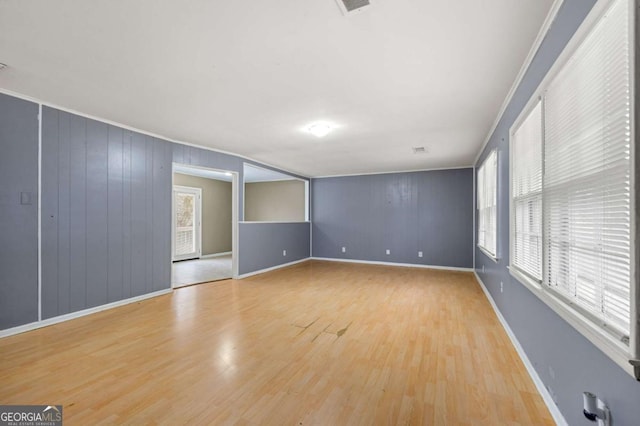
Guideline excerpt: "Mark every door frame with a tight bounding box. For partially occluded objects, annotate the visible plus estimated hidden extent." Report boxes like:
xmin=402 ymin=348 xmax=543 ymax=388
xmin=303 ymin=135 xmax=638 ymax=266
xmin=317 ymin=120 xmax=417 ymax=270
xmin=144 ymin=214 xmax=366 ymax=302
xmin=172 ymin=185 xmax=202 ymax=261
xmin=171 ymin=163 xmax=239 ymax=283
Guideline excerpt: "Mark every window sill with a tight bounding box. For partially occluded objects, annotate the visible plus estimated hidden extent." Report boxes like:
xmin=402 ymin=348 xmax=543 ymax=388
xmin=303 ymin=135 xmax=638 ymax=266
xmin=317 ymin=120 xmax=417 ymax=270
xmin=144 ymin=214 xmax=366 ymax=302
xmin=478 ymin=245 xmax=499 ymax=263
xmin=508 ymin=265 xmax=634 ymax=378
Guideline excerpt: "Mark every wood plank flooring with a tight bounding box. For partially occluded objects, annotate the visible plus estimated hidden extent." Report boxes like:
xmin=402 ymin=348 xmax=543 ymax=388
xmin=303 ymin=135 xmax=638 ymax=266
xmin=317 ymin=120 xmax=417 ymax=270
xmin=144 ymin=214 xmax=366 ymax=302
xmin=0 ymin=260 xmax=553 ymax=425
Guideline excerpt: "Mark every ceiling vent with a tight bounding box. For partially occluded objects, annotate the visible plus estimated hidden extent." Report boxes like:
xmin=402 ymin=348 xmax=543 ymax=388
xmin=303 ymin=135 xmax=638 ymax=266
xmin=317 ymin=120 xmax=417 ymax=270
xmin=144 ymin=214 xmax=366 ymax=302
xmin=335 ymin=0 xmax=372 ymax=15
xmin=412 ymin=147 xmax=428 ymax=154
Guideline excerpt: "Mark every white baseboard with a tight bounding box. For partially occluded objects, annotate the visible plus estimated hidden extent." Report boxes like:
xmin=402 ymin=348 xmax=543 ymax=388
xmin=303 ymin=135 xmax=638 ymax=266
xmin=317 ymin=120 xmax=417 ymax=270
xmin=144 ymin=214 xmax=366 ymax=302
xmin=473 ymin=272 xmax=567 ymax=426
xmin=201 ymin=251 xmax=232 ymax=259
xmin=311 ymin=257 xmax=474 ymax=272
xmin=0 ymin=288 xmax=173 ymax=339
xmin=237 ymin=258 xmax=310 ymax=279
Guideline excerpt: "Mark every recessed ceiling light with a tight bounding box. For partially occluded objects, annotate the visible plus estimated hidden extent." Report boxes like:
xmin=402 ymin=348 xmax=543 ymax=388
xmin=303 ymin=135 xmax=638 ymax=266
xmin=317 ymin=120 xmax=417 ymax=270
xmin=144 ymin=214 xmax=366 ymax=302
xmin=306 ymin=122 xmax=334 ymax=138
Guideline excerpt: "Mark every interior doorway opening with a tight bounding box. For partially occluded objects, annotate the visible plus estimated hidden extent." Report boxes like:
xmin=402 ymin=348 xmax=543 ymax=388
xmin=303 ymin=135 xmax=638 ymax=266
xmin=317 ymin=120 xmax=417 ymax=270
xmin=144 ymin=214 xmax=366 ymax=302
xmin=171 ymin=163 xmax=238 ymax=288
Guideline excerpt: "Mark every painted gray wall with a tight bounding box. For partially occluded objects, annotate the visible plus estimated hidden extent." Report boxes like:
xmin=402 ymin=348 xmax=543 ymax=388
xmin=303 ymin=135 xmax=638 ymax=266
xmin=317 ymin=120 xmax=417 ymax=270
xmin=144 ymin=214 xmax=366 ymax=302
xmin=0 ymin=94 xmax=39 ymax=329
xmin=238 ymin=222 xmax=310 ymax=275
xmin=41 ymin=107 xmax=172 ymax=318
xmin=474 ymin=0 xmax=640 ymax=424
xmin=312 ymin=169 xmax=473 ymax=268
xmin=0 ymin=96 xmax=311 ymax=330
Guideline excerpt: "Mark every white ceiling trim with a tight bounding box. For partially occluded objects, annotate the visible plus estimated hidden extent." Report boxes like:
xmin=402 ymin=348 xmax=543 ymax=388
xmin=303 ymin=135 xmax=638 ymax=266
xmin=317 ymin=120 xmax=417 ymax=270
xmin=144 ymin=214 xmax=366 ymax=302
xmin=0 ymin=87 xmax=311 ymax=180
xmin=473 ymin=0 xmax=565 ymax=164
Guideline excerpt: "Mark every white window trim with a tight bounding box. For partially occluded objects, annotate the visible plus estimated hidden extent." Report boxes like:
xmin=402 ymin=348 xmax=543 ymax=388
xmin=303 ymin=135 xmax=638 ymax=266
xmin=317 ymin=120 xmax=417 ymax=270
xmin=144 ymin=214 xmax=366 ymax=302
xmin=477 ymin=149 xmax=499 ymax=261
xmin=507 ymin=0 xmax=638 ymax=378
xmin=509 ymin=97 xmax=543 ymax=285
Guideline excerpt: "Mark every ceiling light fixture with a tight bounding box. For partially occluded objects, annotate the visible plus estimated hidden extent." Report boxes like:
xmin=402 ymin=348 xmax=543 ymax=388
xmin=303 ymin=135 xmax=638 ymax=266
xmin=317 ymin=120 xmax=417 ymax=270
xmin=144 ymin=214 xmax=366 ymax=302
xmin=306 ymin=122 xmax=334 ymax=138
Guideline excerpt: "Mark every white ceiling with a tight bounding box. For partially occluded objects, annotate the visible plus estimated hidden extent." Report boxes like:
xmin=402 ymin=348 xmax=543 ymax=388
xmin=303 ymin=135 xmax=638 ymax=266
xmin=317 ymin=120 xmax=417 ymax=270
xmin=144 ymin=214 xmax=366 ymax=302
xmin=0 ymin=0 xmax=554 ymax=177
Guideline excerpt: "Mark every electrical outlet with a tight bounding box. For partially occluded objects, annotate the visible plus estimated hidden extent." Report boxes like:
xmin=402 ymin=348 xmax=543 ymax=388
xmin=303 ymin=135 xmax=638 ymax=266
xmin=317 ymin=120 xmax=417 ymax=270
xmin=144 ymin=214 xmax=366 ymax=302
xmin=500 ymin=281 xmax=503 ymax=293
xmin=283 ymin=250 xmax=286 ymax=256
xmin=385 ymin=249 xmax=391 ymax=255
xmin=482 ymin=265 xmax=485 ymax=273
xmin=418 ymin=251 xmax=423 ymax=258
xmin=341 ymin=247 xmax=346 ymax=253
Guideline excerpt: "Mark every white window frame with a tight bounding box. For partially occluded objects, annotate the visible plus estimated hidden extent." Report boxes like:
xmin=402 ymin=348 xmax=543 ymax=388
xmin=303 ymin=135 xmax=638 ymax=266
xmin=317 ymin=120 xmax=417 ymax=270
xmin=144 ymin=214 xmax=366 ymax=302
xmin=508 ymin=0 xmax=637 ymax=378
xmin=509 ymin=98 xmax=543 ymax=289
xmin=477 ymin=150 xmax=498 ymax=260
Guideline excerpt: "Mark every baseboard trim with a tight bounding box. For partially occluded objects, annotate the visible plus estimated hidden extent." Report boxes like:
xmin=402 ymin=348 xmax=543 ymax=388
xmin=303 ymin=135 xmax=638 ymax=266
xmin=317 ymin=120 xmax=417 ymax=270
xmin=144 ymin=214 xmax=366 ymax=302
xmin=237 ymin=258 xmax=310 ymax=279
xmin=311 ymin=257 xmax=474 ymax=272
xmin=201 ymin=251 xmax=232 ymax=259
xmin=473 ymin=271 xmax=567 ymax=426
xmin=0 ymin=288 xmax=173 ymax=339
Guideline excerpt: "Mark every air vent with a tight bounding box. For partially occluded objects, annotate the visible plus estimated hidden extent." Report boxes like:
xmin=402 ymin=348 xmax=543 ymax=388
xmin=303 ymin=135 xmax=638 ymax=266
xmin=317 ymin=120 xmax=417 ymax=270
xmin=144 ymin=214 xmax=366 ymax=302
xmin=335 ymin=0 xmax=372 ymax=15
xmin=412 ymin=147 xmax=428 ymax=154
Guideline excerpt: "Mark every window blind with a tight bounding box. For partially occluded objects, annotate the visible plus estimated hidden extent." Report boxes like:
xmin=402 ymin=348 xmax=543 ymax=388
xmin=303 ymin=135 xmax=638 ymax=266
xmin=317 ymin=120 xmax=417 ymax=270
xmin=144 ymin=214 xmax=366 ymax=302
xmin=543 ymin=0 xmax=631 ymax=339
xmin=478 ymin=150 xmax=497 ymax=256
xmin=511 ymin=100 xmax=543 ymax=281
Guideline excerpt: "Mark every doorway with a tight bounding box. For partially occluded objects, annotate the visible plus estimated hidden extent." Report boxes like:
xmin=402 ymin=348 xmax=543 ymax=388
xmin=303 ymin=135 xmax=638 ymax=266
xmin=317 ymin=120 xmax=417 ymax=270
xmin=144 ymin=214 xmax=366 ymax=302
xmin=171 ymin=164 xmax=238 ymax=288
xmin=172 ymin=185 xmax=202 ymax=261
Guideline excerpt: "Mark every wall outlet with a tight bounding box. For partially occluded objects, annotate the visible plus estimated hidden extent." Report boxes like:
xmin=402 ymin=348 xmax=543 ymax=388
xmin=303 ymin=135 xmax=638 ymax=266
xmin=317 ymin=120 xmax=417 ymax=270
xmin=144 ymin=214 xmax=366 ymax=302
xmin=283 ymin=250 xmax=287 ymax=256
xmin=341 ymin=247 xmax=346 ymax=253
xmin=500 ymin=281 xmax=503 ymax=293
xmin=418 ymin=251 xmax=423 ymax=258
xmin=385 ymin=249 xmax=391 ymax=255
xmin=482 ymin=265 xmax=485 ymax=273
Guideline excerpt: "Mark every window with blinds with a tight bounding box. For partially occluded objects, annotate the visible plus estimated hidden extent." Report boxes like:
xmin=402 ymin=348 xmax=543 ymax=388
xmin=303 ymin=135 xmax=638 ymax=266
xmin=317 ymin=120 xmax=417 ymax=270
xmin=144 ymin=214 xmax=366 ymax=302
xmin=509 ymin=0 xmax=633 ymax=346
xmin=544 ymin=0 xmax=631 ymax=340
xmin=478 ymin=150 xmax=498 ymax=257
xmin=511 ymin=100 xmax=543 ymax=281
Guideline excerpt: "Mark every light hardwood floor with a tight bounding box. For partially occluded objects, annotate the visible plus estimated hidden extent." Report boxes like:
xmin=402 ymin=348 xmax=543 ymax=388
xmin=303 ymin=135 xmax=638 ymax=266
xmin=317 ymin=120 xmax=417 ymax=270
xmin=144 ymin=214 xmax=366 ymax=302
xmin=0 ymin=261 xmax=553 ymax=425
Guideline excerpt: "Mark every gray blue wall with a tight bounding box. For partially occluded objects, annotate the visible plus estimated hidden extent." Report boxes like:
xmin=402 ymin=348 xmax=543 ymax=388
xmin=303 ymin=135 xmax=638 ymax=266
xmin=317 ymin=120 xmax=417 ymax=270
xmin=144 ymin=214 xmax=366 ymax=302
xmin=474 ymin=0 xmax=640 ymax=424
xmin=0 ymin=92 xmax=311 ymax=331
xmin=238 ymin=222 xmax=310 ymax=275
xmin=312 ymin=169 xmax=473 ymax=269
xmin=41 ymin=107 xmax=173 ymax=319
xmin=0 ymin=95 xmax=39 ymax=328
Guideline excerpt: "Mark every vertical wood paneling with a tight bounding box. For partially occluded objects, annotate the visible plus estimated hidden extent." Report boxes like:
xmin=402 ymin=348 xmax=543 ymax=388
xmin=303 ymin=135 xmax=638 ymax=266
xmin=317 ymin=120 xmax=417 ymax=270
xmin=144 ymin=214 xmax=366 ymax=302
xmin=0 ymin=94 xmax=39 ymax=329
xmin=40 ymin=109 xmax=173 ymax=317
xmin=122 ymin=130 xmax=132 ymax=299
xmin=312 ymin=169 xmax=473 ymax=268
xmin=107 ymin=126 xmax=124 ymax=303
xmin=144 ymin=136 xmax=154 ymax=293
xmin=41 ymin=107 xmax=59 ymax=319
xmin=57 ymin=111 xmax=71 ymax=315
xmin=85 ymin=120 xmax=109 ymax=308
xmin=152 ymin=138 xmax=167 ymax=291
xmin=130 ymin=132 xmax=148 ymax=297
xmin=68 ymin=114 xmax=87 ymax=312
